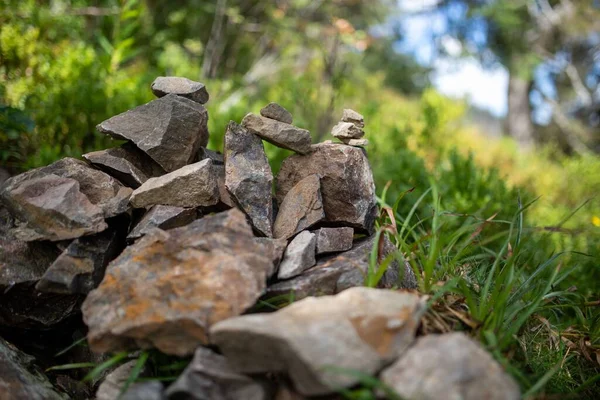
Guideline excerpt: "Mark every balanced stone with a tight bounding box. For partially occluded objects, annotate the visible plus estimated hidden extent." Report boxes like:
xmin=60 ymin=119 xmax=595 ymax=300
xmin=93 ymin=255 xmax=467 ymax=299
xmin=151 ymin=76 xmax=209 ymax=104
xmin=130 ymin=159 xmax=219 ymax=209
xmin=314 ymin=227 xmax=353 ymax=255
xmin=273 ymin=174 xmax=324 ymax=240
xmin=127 ymin=205 xmax=197 ymax=241
xmin=277 ymin=231 xmax=317 ymax=280
xmin=331 ymin=121 xmax=364 ymax=139
xmin=242 ymin=113 xmax=311 ymax=154
xmin=341 ymin=108 xmax=364 ymax=128
xmin=211 ymin=287 xmax=424 ymax=396
xmin=260 ymin=102 xmax=293 ymax=124
xmin=340 ymin=138 xmax=369 ymax=147
xmin=224 ymin=121 xmax=273 ymax=237
xmin=97 ymin=94 xmax=209 ymax=172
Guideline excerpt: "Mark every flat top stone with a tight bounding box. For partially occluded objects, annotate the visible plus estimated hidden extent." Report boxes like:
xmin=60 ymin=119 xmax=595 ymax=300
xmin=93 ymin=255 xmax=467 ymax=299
xmin=151 ymin=76 xmax=209 ymax=104
xmin=242 ymin=113 xmax=312 ymax=154
xmin=341 ymin=108 xmax=364 ymax=128
xmin=260 ymin=102 xmax=293 ymax=124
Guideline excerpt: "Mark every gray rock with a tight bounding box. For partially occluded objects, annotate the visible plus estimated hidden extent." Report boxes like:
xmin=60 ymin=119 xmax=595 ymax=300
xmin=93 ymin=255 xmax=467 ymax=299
xmin=130 ymin=159 xmax=219 ymax=209
xmin=127 ymin=205 xmax=197 ymax=241
xmin=260 ymin=102 xmax=293 ymax=124
xmin=339 ymin=138 xmax=369 ymax=147
xmin=213 ymin=164 xmax=235 ymax=209
xmin=96 ymin=360 xmax=142 ymax=400
xmin=380 ymin=333 xmax=521 ymax=400
xmin=36 ymin=227 xmax=124 ymax=294
xmin=331 ymin=122 xmax=364 ymax=139
xmin=211 ymin=287 xmax=424 ymax=396
xmin=224 ymin=121 xmax=274 ymax=237
xmin=0 ymin=235 xmax=61 ymax=289
xmin=0 ymin=337 xmax=69 ymax=400
xmin=97 ymin=94 xmax=209 ymax=172
xmin=122 ymin=382 xmax=164 ymax=400
xmin=278 ymin=231 xmax=317 ymax=280
xmin=341 ymin=109 xmax=364 ymax=128
xmin=273 ymin=174 xmax=324 ymax=240
xmin=314 ymin=227 xmax=353 ymax=255
xmin=254 ymin=237 xmax=288 ymax=278
xmin=151 ymin=76 xmax=209 ymax=104
xmin=82 ymin=209 xmax=273 ymax=356
xmin=165 ymin=346 xmax=270 ymax=400
xmin=197 ymin=147 xmax=224 ymax=165
xmin=267 ymin=235 xmax=417 ymax=301
xmin=276 ymin=143 xmax=377 ymax=234
xmin=83 ymin=143 xmax=166 ymax=189
xmin=242 ymin=113 xmax=312 ymax=154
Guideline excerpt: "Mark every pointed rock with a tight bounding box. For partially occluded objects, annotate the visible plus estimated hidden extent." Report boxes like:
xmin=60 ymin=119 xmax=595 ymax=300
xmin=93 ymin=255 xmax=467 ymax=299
xmin=83 ymin=143 xmax=165 ymax=189
xmin=314 ymin=227 xmax=353 ymax=255
xmin=277 ymin=231 xmax=317 ymax=280
xmin=151 ymin=76 xmax=209 ymax=104
xmin=331 ymin=121 xmax=364 ymax=139
xmin=276 ymin=143 xmax=377 ymax=234
xmin=380 ymin=333 xmax=520 ymax=400
xmin=260 ymin=102 xmax=293 ymax=124
xmin=211 ymin=287 xmax=424 ymax=396
xmin=130 ymin=159 xmax=219 ymax=209
xmin=224 ymin=121 xmax=274 ymax=237
xmin=341 ymin=109 xmax=364 ymax=128
xmin=242 ymin=113 xmax=311 ymax=154
xmin=82 ymin=209 xmax=273 ymax=356
xmin=97 ymin=94 xmax=209 ymax=172
xmin=273 ymin=175 xmax=324 ymax=240
xmin=127 ymin=205 xmax=197 ymax=241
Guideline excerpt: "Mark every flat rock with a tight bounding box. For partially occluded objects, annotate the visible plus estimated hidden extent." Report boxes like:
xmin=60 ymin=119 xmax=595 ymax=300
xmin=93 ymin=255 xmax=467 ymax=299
xmin=97 ymin=94 xmax=209 ymax=172
xmin=127 ymin=205 xmax=197 ymax=241
xmin=151 ymin=76 xmax=209 ymax=104
xmin=331 ymin=121 xmax=364 ymax=139
xmin=242 ymin=113 xmax=312 ymax=154
xmin=130 ymin=159 xmax=219 ymax=209
xmin=267 ymin=235 xmax=417 ymax=301
xmin=165 ymin=346 xmax=271 ymax=400
xmin=273 ymin=175 xmax=324 ymax=240
xmin=36 ymin=227 xmax=124 ymax=294
xmin=196 ymin=147 xmax=224 ymax=165
xmin=82 ymin=209 xmax=273 ymax=356
xmin=211 ymin=287 xmax=424 ymax=396
xmin=254 ymin=237 xmax=288 ymax=278
xmin=277 ymin=231 xmax=317 ymax=280
xmin=380 ymin=333 xmax=521 ymax=400
xmin=122 ymin=382 xmax=164 ymax=400
xmin=276 ymin=143 xmax=377 ymax=233
xmin=0 ymin=337 xmax=69 ymax=400
xmin=224 ymin=121 xmax=274 ymax=237
xmin=83 ymin=143 xmax=166 ymax=189
xmin=260 ymin=102 xmax=293 ymax=124
xmin=341 ymin=109 xmax=364 ymax=128
xmin=314 ymin=227 xmax=353 ymax=255
xmin=340 ymin=138 xmax=369 ymax=147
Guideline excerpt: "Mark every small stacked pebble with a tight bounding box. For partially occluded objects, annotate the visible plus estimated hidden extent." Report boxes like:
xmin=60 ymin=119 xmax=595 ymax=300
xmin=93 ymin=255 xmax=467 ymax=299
xmin=331 ymin=108 xmax=369 ymax=147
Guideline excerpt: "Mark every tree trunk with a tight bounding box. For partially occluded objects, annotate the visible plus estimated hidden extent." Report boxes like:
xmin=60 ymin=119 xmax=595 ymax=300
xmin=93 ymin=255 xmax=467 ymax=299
xmin=506 ymin=74 xmax=535 ymax=149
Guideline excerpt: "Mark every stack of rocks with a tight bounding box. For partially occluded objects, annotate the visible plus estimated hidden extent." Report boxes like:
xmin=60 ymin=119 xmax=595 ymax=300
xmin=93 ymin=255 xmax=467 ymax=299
xmin=0 ymin=77 xmax=519 ymax=400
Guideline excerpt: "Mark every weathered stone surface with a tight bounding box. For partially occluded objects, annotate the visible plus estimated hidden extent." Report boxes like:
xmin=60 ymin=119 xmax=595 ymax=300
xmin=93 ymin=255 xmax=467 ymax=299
xmin=213 ymin=164 xmax=234 ymax=208
xmin=276 ymin=143 xmax=377 ymax=233
xmin=97 ymin=94 xmax=209 ymax=172
xmin=331 ymin=121 xmax=364 ymax=139
xmin=36 ymin=227 xmax=124 ymax=294
xmin=82 ymin=209 xmax=273 ymax=356
xmin=122 ymin=382 xmax=165 ymax=400
xmin=242 ymin=113 xmax=312 ymax=154
xmin=165 ymin=346 xmax=270 ymax=400
xmin=340 ymin=138 xmax=369 ymax=147
xmin=0 ymin=337 xmax=69 ymax=400
xmin=278 ymin=231 xmax=317 ymax=280
xmin=380 ymin=333 xmax=521 ymax=400
xmin=254 ymin=237 xmax=288 ymax=278
xmin=224 ymin=121 xmax=274 ymax=237
xmin=96 ymin=360 xmax=142 ymax=400
xmin=273 ymin=175 xmax=324 ymax=240
xmin=341 ymin=109 xmax=364 ymax=128
xmin=212 ymin=287 xmax=424 ymax=396
xmin=196 ymin=147 xmax=224 ymax=165
xmin=314 ymin=227 xmax=353 ymax=255
xmin=267 ymin=235 xmax=417 ymax=301
xmin=151 ymin=76 xmax=209 ymax=104
xmin=0 ymin=236 xmax=61 ymax=289
xmin=127 ymin=205 xmax=197 ymax=241
xmin=130 ymin=159 xmax=219 ymax=209
xmin=83 ymin=143 xmax=166 ymax=189
xmin=260 ymin=102 xmax=293 ymax=124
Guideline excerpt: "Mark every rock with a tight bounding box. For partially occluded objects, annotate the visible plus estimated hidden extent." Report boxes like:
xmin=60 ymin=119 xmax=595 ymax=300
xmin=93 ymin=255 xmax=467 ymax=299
xmin=130 ymin=159 xmax=219 ymax=209
xmin=122 ymin=382 xmax=165 ymax=400
xmin=242 ymin=113 xmax=312 ymax=154
xmin=0 ymin=337 xmax=69 ymax=400
xmin=151 ymin=76 xmax=209 ymax=104
xmin=96 ymin=360 xmax=142 ymax=400
xmin=331 ymin=121 xmax=364 ymax=139
xmin=211 ymin=287 xmax=424 ymax=396
xmin=82 ymin=209 xmax=273 ymax=356
xmin=36 ymin=227 xmax=124 ymax=294
xmin=380 ymin=333 xmax=521 ymax=400
xmin=314 ymin=227 xmax=353 ymax=255
xmin=0 ymin=167 xmax=10 ymax=185
xmin=0 ymin=236 xmax=61 ymax=290
xmin=127 ymin=205 xmax=197 ymax=241
xmin=276 ymin=143 xmax=377 ymax=233
xmin=260 ymin=102 xmax=293 ymax=124
xmin=339 ymin=138 xmax=369 ymax=147
xmin=83 ymin=143 xmax=166 ymax=189
xmin=224 ymin=121 xmax=274 ymax=237
xmin=273 ymin=174 xmax=324 ymax=240
xmin=213 ymin=164 xmax=235 ymax=209
xmin=341 ymin=109 xmax=364 ymax=128
xmin=277 ymin=231 xmax=317 ymax=280
xmin=165 ymin=346 xmax=271 ymax=400
xmin=197 ymin=147 xmax=224 ymax=165
xmin=97 ymin=94 xmax=209 ymax=172
xmin=267 ymin=235 xmax=417 ymax=301
xmin=254 ymin=237 xmax=288 ymax=278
